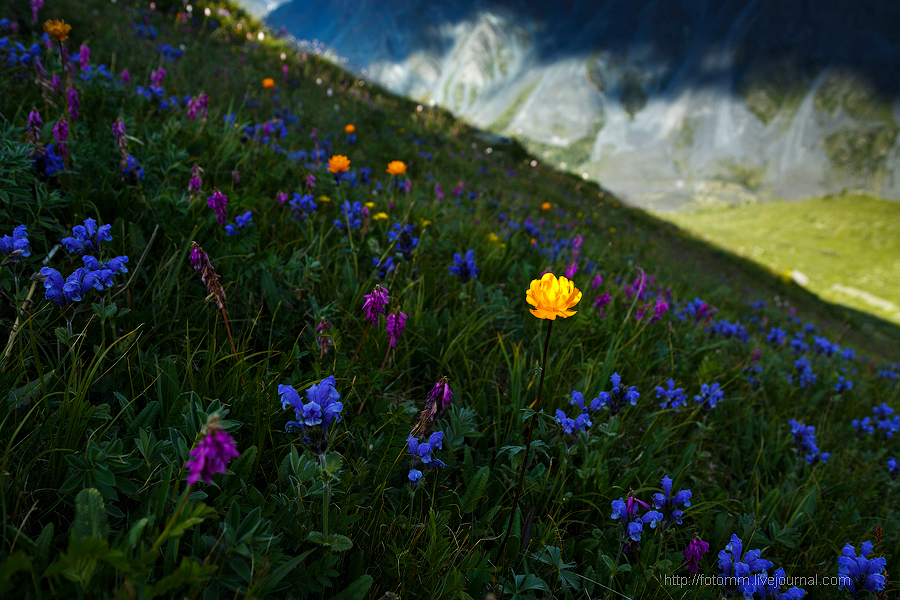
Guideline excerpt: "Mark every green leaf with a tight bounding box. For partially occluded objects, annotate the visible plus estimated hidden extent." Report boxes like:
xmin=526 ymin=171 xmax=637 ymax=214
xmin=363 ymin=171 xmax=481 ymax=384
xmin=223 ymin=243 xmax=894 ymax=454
xmin=0 ymin=551 xmax=31 ymax=596
xmin=324 ymin=451 xmax=343 ymax=476
xmin=72 ymin=489 xmax=108 ymax=544
xmin=123 ymin=518 xmax=149 ymax=553
xmin=330 ymin=574 xmax=373 ymax=600
xmin=307 ymin=531 xmax=353 ymax=552
xmin=7 ymin=369 xmax=55 ymax=411
xmin=459 ymin=465 xmax=489 ymax=514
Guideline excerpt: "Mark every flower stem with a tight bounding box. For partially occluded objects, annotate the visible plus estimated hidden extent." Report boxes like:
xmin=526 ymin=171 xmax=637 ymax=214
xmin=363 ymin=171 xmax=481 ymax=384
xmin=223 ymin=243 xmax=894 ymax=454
xmin=144 ymin=483 xmax=193 ymax=560
xmin=497 ymin=319 xmax=553 ymax=563
xmin=318 ymin=453 xmax=330 ymax=539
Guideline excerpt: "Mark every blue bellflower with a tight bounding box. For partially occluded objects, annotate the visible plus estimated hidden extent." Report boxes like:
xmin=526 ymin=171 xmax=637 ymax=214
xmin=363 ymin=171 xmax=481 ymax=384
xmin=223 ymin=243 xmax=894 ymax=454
xmin=656 ymin=379 xmax=687 ymax=410
xmin=0 ymin=225 xmax=30 ymax=261
xmin=594 ymin=372 xmax=640 ymax=415
xmin=837 ymin=541 xmax=886 ymax=598
xmin=717 ymin=534 xmax=774 ymax=597
xmin=694 ymin=382 xmax=724 ymax=409
xmin=449 ymin=249 xmax=478 ymax=283
xmin=279 ymin=376 xmax=343 ymax=451
xmin=651 ymin=475 xmax=692 ymax=526
xmin=610 ymin=495 xmax=663 ymax=553
xmin=62 ymin=218 xmax=113 ymax=256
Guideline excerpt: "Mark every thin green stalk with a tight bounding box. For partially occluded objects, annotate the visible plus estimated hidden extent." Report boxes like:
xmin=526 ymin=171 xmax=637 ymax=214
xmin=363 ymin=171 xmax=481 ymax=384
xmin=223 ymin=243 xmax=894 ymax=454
xmin=318 ymin=453 xmax=330 ymax=539
xmin=496 ymin=319 xmax=553 ymax=564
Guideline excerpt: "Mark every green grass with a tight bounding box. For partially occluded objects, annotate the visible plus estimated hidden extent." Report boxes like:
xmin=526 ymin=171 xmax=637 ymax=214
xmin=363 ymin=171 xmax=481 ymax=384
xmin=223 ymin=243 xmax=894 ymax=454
xmin=0 ymin=1 xmax=899 ymax=599
xmin=663 ymin=192 xmax=900 ymax=325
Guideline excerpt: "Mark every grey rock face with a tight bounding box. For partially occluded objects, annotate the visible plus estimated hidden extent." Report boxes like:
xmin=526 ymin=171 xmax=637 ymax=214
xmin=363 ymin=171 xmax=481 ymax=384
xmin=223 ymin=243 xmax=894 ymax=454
xmin=252 ymin=0 xmax=900 ymax=209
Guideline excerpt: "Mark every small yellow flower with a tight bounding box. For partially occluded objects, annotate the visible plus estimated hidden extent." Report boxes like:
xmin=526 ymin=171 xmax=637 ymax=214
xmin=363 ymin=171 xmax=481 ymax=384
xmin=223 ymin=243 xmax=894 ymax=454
xmin=44 ymin=19 xmax=72 ymax=42
xmin=541 ymin=202 xmax=552 ymax=211
xmin=345 ymin=123 xmax=356 ymax=133
xmin=327 ymin=155 xmax=350 ymax=174
xmin=526 ymin=273 xmax=582 ymax=320
xmin=419 ymin=219 xmax=432 ymax=227
xmin=262 ymin=78 xmax=275 ymax=89
xmin=372 ymin=212 xmax=389 ymax=220
xmin=386 ymin=160 xmax=407 ymax=176
xmin=530 ymin=238 xmax=537 ymax=246
xmin=364 ymin=201 xmax=375 ymax=208
xmin=609 ymin=227 xmax=616 ymax=233
xmin=318 ymin=195 xmax=332 ymax=203
xmin=488 ymin=232 xmax=500 ymax=242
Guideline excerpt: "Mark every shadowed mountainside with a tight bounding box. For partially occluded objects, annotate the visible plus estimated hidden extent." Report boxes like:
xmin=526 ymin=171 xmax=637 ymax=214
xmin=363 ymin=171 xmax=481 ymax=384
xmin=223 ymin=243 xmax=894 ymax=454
xmin=254 ymin=0 xmax=900 ymax=209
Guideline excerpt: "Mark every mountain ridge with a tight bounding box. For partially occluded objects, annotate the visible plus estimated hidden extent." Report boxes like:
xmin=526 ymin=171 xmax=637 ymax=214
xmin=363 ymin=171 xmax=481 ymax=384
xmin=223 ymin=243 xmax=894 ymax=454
xmin=250 ymin=0 xmax=900 ymax=209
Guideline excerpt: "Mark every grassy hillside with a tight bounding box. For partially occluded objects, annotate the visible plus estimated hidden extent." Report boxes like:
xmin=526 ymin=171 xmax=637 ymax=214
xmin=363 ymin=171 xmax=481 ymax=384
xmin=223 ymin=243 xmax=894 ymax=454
xmin=664 ymin=193 xmax=900 ymax=326
xmin=0 ymin=1 xmax=899 ymax=599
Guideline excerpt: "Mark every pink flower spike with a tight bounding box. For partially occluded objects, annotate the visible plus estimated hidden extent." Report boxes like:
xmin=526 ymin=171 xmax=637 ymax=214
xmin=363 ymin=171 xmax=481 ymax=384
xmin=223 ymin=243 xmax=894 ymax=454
xmin=385 ymin=310 xmax=407 ymax=348
xmin=185 ymin=422 xmax=240 ymax=485
xmin=362 ymin=285 xmax=390 ymax=325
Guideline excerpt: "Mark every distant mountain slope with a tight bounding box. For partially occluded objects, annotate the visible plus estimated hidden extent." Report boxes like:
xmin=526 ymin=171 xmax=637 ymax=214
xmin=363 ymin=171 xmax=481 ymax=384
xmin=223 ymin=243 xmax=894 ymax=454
xmin=252 ymin=0 xmax=900 ymax=209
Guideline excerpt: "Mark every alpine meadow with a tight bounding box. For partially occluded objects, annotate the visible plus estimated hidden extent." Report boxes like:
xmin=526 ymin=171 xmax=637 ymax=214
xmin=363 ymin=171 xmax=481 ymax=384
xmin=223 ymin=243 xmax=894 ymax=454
xmin=0 ymin=1 xmax=898 ymax=599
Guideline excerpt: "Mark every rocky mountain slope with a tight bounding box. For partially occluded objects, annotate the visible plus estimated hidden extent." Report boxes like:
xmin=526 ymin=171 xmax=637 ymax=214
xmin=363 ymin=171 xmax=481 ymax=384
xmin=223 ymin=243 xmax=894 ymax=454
xmin=251 ymin=0 xmax=900 ymax=209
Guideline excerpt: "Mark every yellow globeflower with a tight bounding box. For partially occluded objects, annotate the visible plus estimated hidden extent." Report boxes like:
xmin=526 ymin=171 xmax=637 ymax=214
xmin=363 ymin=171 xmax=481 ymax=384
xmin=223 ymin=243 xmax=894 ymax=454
xmin=372 ymin=212 xmax=389 ymax=220
xmin=44 ymin=19 xmax=72 ymax=42
xmin=327 ymin=155 xmax=350 ymax=173
xmin=541 ymin=202 xmax=552 ymax=211
xmin=345 ymin=123 xmax=356 ymax=133
xmin=526 ymin=273 xmax=582 ymax=320
xmin=262 ymin=78 xmax=275 ymax=89
xmin=386 ymin=160 xmax=406 ymax=176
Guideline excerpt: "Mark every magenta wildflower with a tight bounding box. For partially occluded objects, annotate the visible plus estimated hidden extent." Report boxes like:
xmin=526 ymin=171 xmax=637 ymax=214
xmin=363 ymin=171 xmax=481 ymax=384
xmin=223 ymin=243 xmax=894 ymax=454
xmin=188 ymin=164 xmax=203 ymax=197
xmin=30 ymin=0 xmax=43 ymax=24
xmin=150 ymin=67 xmax=166 ymax=88
xmin=276 ymin=191 xmax=288 ymax=205
xmin=53 ymin=118 xmax=69 ymax=159
xmin=428 ymin=377 xmax=453 ymax=412
xmin=207 ymin=189 xmax=228 ymax=226
xmin=120 ymin=69 xmax=130 ymax=83
xmin=186 ymin=97 xmax=201 ymax=121
xmin=592 ymin=274 xmax=603 ymax=290
xmin=78 ymin=44 xmax=90 ymax=71
xmin=317 ymin=319 xmax=333 ymax=356
xmin=26 ymin=109 xmax=42 ymax=145
xmin=362 ymin=284 xmax=390 ymax=325
xmin=185 ymin=416 xmax=240 ymax=485
xmin=189 ymin=243 xmax=206 ymax=271
xmin=232 ymin=170 xmax=240 ymax=185
xmin=565 ymin=262 xmax=578 ymax=279
xmin=683 ymin=535 xmax=710 ymax=574
xmin=67 ymin=87 xmax=80 ymax=120
xmin=435 ymin=183 xmax=444 ymax=202
xmin=594 ymin=293 xmax=612 ymax=308
xmin=50 ymin=74 xmax=60 ymax=94
xmin=111 ymin=119 xmax=127 ymax=155
xmin=385 ymin=309 xmax=408 ymax=348
xmin=651 ymin=299 xmax=669 ymax=323
xmin=305 ymin=173 xmax=316 ymax=190
xmin=186 ymin=92 xmax=209 ymax=123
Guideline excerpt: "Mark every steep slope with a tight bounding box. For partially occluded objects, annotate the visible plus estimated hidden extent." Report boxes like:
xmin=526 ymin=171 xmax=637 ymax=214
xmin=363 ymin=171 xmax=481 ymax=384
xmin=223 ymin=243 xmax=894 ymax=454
xmin=259 ymin=0 xmax=900 ymax=208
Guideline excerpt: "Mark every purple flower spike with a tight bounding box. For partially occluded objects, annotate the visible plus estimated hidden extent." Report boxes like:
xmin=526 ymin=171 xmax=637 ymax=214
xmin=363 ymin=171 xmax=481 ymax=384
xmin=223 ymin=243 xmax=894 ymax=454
xmin=385 ymin=309 xmax=408 ymax=348
xmin=683 ymin=536 xmax=709 ymax=574
xmin=362 ymin=285 xmax=390 ymax=325
xmin=207 ymin=190 xmax=228 ymax=226
xmin=185 ymin=418 xmax=240 ymax=485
